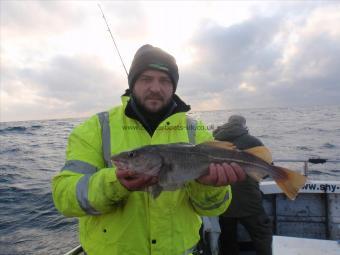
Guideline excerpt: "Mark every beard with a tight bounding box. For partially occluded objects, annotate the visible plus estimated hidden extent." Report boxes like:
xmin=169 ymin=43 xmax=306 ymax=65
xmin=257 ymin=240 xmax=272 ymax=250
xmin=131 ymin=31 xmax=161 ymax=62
xmin=133 ymin=92 xmax=173 ymax=114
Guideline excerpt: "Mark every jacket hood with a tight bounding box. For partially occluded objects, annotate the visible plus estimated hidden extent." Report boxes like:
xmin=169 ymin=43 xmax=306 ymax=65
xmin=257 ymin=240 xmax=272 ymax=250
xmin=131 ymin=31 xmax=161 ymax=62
xmin=213 ymin=123 xmax=249 ymax=141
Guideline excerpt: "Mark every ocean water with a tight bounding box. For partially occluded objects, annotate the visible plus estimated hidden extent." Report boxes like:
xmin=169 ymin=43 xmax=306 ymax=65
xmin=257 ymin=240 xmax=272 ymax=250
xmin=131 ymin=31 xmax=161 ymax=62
xmin=0 ymin=105 xmax=339 ymax=255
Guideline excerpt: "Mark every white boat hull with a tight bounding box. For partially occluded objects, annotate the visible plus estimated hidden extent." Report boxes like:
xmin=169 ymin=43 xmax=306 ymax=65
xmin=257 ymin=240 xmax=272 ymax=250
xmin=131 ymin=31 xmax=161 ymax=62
xmin=272 ymin=236 xmax=340 ymax=255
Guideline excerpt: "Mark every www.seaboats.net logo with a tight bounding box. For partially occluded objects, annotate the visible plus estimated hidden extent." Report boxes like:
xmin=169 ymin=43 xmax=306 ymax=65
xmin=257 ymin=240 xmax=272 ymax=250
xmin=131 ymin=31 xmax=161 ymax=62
xmin=122 ymin=124 xmax=215 ymax=131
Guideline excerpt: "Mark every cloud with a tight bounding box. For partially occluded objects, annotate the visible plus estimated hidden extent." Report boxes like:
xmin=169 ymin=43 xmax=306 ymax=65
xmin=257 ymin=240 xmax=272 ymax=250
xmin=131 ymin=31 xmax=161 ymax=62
xmin=101 ymin=1 xmax=149 ymax=40
xmin=178 ymin=15 xmax=284 ymax=107
xmin=1 ymin=1 xmax=150 ymax=74
xmin=1 ymin=1 xmax=87 ymax=37
xmin=0 ymin=1 xmax=148 ymax=122
xmin=1 ymin=54 xmax=127 ymax=121
xmin=0 ymin=1 xmax=149 ymax=54
xmin=1 ymin=1 xmax=340 ymax=122
xmin=179 ymin=4 xmax=340 ymax=110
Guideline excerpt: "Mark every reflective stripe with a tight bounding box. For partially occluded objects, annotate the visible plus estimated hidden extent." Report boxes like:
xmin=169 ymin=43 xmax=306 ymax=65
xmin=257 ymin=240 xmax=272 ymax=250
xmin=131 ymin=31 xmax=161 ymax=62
xmin=186 ymin=116 xmax=197 ymax=144
xmin=76 ymin=174 xmax=101 ymax=215
xmin=191 ymin=191 xmax=230 ymax=210
xmin=97 ymin=111 xmax=112 ymax=167
xmin=61 ymin=160 xmax=97 ymax=174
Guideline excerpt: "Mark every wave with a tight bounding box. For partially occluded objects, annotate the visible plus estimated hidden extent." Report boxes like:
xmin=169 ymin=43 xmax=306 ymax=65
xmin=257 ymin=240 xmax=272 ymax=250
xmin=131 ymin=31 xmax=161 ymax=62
xmin=321 ymin=143 xmax=336 ymax=149
xmin=0 ymin=125 xmax=43 ymax=134
xmin=0 ymin=185 xmax=66 ymax=229
xmin=0 ymin=126 xmax=27 ymax=133
xmin=257 ymin=134 xmax=282 ymax=139
xmin=296 ymin=146 xmax=313 ymax=151
xmin=0 ymin=148 xmax=21 ymax=154
xmin=0 ymin=171 xmax=21 ymax=184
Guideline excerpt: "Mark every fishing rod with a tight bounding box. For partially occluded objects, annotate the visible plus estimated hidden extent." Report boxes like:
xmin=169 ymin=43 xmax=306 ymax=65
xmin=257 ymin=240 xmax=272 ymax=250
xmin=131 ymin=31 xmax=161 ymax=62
xmin=98 ymin=4 xmax=128 ymax=77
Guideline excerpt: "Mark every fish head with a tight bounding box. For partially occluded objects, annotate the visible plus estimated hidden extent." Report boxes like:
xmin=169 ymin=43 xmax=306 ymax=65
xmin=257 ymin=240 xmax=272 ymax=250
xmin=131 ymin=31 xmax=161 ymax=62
xmin=111 ymin=147 xmax=163 ymax=176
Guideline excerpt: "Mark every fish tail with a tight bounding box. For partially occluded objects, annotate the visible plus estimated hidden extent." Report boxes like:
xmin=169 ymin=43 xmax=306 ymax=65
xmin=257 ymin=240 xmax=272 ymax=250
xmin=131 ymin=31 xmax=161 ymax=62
xmin=271 ymin=166 xmax=307 ymax=200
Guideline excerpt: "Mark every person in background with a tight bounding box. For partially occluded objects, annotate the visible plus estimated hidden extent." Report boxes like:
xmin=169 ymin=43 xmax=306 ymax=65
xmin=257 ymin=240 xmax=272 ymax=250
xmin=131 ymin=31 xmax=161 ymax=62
xmin=52 ymin=44 xmax=246 ymax=255
xmin=213 ymin=115 xmax=273 ymax=255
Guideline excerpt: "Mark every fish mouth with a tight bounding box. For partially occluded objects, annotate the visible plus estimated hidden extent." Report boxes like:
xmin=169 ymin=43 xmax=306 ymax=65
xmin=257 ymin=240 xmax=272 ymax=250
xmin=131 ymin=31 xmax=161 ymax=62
xmin=112 ymin=159 xmax=129 ymax=170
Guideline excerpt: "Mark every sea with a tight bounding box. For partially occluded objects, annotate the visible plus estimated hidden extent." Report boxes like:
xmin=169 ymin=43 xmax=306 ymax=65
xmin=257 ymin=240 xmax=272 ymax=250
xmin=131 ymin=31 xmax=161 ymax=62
xmin=0 ymin=105 xmax=339 ymax=255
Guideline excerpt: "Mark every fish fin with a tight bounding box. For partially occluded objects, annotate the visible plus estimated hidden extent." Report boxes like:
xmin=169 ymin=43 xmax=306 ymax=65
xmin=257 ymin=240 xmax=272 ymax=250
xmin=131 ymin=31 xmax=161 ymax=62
xmin=150 ymin=184 xmax=163 ymax=199
xmin=245 ymin=169 xmax=267 ymax=182
xmin=158 ymin=163 xmax=171 ymax=185
xmin=244 ymin=146 xmax=273 ymax=163
xmin=201 ymin=141 xmax=236 ymax=150
xmin=163 ymin=184 xmax=182 ymax=191
xmin=272 ymin=166 xmax=307 ymax=200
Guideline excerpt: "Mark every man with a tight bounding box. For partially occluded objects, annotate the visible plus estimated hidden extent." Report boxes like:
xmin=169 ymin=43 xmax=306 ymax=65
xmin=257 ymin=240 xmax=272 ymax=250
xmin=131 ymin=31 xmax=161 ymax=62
xmin=52 ymin=44 xmax=245 ymax=255
xmin=213 ymin=115 xmax=273 ymax=255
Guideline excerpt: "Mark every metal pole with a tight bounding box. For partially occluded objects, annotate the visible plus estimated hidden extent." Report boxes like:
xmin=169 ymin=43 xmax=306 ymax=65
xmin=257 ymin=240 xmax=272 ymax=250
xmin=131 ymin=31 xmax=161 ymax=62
xmin=274 ymin=159 xmax=340 ymax=164
xmin=303 ymin=161 xmax=308 ymax=176
xmin=323 ymin=192 xmax=330 ymax=239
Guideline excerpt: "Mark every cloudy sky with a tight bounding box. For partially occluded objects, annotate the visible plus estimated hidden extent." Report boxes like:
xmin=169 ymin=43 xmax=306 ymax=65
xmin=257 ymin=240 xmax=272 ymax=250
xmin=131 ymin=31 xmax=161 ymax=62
xmin=1 ymin=1 xmax=340 ymax=122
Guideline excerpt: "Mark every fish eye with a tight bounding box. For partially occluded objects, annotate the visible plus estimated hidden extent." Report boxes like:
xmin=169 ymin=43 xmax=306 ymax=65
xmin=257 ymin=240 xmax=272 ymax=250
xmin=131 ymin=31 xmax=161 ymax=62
xmin=128 ymin=151 xmax=136 ymax=158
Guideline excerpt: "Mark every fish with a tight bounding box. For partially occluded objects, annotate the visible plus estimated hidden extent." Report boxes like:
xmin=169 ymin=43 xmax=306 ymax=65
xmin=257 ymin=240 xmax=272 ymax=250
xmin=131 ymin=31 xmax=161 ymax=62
xmin=111 ymin=141 xmax=307 ymax=199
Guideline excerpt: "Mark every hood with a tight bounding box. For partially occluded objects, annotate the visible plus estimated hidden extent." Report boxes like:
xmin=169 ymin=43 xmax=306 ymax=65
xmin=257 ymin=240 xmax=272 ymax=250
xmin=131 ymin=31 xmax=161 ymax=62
xmin=213 ymin=123 xmax=249 ymax=141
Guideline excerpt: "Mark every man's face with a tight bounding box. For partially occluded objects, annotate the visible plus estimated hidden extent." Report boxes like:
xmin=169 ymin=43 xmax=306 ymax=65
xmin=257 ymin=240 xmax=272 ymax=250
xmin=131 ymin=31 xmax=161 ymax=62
xmin=133 ymin=69 xmax=174 ymax=113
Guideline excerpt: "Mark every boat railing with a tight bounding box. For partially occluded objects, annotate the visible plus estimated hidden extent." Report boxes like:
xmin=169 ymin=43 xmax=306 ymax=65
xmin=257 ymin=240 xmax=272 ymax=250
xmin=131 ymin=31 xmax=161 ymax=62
xmin=274 ymin=157 xmax=340 ymax=176
xmin=63 ymin=245 xmax=83 ymax=255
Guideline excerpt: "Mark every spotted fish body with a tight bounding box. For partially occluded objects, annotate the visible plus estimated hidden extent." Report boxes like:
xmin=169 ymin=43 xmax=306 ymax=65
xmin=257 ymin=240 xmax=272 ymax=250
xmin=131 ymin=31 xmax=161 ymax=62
xmin=111 ymin=142 xmax=306 ymax=199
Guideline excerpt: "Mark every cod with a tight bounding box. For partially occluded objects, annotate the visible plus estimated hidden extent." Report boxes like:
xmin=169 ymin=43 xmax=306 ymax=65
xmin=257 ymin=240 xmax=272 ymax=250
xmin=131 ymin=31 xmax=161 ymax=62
xmin=111 ymin=141 xmax=307 ymax=200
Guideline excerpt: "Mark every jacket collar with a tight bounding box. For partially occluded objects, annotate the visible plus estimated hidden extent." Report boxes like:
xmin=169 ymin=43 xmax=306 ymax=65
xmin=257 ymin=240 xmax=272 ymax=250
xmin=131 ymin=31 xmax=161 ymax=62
xmin=122 ymin=90 xmax=191 ymax=135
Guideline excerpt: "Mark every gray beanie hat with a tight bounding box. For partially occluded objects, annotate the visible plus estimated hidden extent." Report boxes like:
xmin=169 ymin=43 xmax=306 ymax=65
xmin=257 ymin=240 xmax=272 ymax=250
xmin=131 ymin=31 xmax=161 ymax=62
xmin=228 ymin=115 xmax=246 ymax=127
xmin=128 ymin=44 xmax=179 ymax=91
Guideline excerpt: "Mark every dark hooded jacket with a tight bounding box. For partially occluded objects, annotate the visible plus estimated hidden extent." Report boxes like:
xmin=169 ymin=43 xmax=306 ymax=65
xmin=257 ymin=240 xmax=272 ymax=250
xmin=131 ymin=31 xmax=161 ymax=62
xmin=213 ymin=122 xmax=266 ymax=217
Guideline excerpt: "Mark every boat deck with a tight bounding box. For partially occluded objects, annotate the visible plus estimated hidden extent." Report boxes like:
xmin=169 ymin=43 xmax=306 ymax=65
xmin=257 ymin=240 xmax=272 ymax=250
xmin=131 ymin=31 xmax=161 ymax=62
xmin=272 ymin=236 xmax=340 ymax=255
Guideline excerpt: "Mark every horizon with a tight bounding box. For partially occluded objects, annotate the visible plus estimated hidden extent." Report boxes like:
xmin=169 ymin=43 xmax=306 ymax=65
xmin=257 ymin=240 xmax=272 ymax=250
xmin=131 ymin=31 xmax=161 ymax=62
xmin=1 ymin=103 xmax=339 ymax=124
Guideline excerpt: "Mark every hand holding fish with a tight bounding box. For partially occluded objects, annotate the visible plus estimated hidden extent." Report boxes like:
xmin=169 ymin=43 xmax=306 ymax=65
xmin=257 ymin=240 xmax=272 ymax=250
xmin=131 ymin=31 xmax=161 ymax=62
xmin=116 ymin=169 xmax=158 ymax=191
xmin=197 ymin=162 xmax=246 ymax=186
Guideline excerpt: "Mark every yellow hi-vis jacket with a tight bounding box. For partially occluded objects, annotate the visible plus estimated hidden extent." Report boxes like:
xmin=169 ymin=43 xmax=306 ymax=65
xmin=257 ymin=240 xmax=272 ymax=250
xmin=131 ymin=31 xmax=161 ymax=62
xmin=52 ymin=96 xmax=232 ymax=255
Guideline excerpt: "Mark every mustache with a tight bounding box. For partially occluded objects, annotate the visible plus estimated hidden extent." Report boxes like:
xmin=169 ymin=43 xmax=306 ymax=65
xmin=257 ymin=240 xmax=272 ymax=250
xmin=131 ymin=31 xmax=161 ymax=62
xmin=145 ymin=93 xmax=164 ymax=101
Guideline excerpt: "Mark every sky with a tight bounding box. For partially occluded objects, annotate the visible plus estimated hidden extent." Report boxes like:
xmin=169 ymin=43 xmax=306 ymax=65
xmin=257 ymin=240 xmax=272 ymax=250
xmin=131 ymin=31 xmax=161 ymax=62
xmin=1 ymin=0 xmax=340 ymax=122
